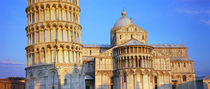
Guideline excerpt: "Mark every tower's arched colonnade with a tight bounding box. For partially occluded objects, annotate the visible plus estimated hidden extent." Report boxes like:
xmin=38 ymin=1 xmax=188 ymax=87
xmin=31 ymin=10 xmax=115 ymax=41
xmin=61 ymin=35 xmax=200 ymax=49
xmin=25 ymin=0 xmax=85 ymax=89
xmin=112 ymin=44 xmax=171 ymax=89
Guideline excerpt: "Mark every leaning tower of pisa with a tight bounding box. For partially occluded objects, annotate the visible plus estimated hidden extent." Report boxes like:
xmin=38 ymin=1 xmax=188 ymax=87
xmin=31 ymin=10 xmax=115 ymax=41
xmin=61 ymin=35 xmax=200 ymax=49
xmin=25 ymin=0 xmax=85 ymax=89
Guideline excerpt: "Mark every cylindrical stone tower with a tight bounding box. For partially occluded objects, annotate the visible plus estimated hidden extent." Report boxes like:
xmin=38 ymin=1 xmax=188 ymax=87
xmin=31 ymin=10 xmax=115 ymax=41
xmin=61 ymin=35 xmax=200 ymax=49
xmin=113 ymin=39 xmax=153 ymax=89
xmin=25 ymin=0 xmax=85 ymax=89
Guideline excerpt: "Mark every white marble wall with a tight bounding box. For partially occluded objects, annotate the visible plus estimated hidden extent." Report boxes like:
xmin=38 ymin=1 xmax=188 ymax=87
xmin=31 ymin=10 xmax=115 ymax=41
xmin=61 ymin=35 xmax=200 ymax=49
xmin=26 ymin=65 xmax=85 ymax=89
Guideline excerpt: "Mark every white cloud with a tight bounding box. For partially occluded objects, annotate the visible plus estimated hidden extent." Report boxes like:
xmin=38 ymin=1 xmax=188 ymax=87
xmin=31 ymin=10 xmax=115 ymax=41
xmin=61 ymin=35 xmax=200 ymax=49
xmin=0 ymin=58 xmax=25 ymax=65
xmin=175 ymin=8 xmax=210 ymax=15
xmin=201 ymin=19 xmax=210 ymax=25
xmin=0 ymin=58 xmax=26 ymax=78
xmin=175 ymin=7 xmax=210 ymax=26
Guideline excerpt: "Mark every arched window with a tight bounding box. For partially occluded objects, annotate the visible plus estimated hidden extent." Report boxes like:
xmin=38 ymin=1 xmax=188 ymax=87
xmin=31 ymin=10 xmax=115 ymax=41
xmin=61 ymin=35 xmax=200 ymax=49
xmin=68 ymin=50 xmax=70 ymax=63
xmin=154 ymin=76 xmax=158 ymax=89
xmin=135 ymin=56 xmax=138 ymax=67
xmin=72 ymin=51 xmax=74 ymax=63
xmin=74 ymin=32 xmax=76 ymax=42
xmin=77 ymin=33 xmax=79 ymax=43
xmin=63 ymin=49 xmax=65 ymax=63
xmin=154 ymin=76 xmax=158 ymax=83
xmin=43 ymin=49 xmax=46 ymax=64
xmin=124 ymin=72 xmax=127 ymax=82
xmin=139 ymin=56 xmax=142 ymax=67
xmin=56 ymin=29 xmax=58 ymax=40
xmin=64 ymin=78 xmax=67 ymax=85
xmin=38 ymin=31 xmax=40 ymax=42
xmin=67 ymin=30 xmax=69 ymax=41
xmin=127 ymin=57 xmax=130 ymax=67
xmin=38 ymin=51 xmax=40 ymax=64
xmin=71 ymin=31 xmax=73 ymax=42
xmin=183 ymin=75 xmax=187 ymax=82
xmin=44 ymin=29 xmax=45 ymax=42
xmin=111 ymin=77 xmax=114 ymax=84
xmin=43 ymin=7 xmax=45 ymax=21
xmin=32 ymin=13 xmax=35 ymax=23
xmin=131 ymin=47 xmax=133 ymax=53
xmin=32 ymin=53 xmax=35 ymax=64
xmin=73 ymin=13 xmax=75 ymax=22
xmin=75 ymin=52 xmax=78 ymax=63
xmin=127 ymin=48 xmax=129 ymax=53
xmin=90 ymin=50 xmax=92 ymax=55
xmin=66 ymin=9 xmax=68 ymax=21
xmin=29 ymin=34 xmax=31 ymax=45
xmin=184 ymin=63 xmax=186 ymax=67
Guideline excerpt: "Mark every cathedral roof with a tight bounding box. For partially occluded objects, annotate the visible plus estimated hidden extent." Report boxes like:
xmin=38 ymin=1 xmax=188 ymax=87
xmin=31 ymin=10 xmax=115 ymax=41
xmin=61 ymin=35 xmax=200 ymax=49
xmin=119 ymin=39 xmax=146 ymax=47
xmin=170 ymin=57 xmax=193 ymax=61
xmin=113 ymin=9 xmax=132 ymax=28
xmin=197 ymin=75 xmax=210 ymax=80
xmin=83 ymin=44 xmax=111 ymax=48
xmin=150 ymin=44 xmax=187 ymax=48
xmin=83 ymin=44 xmax=186 ymax=48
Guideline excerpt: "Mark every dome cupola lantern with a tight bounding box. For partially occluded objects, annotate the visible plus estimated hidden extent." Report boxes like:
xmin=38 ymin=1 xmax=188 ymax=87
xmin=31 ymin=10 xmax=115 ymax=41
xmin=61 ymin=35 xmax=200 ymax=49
xmin=122 ymin=9 xmax=126 ymax=16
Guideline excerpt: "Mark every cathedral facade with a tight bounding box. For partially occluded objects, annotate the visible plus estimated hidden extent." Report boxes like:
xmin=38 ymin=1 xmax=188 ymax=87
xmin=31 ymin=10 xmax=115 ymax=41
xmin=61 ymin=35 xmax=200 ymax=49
xmin=25 ymin=0 xmax=196 ymax=89
xmin=83 ymin=10 xmax=197 ymax=89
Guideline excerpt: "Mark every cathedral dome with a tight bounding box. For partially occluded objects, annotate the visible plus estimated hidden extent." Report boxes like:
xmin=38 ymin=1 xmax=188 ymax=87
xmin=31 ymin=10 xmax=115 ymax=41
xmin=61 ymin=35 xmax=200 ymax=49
xmin=113 ymin=10 xmax=131 ymax=28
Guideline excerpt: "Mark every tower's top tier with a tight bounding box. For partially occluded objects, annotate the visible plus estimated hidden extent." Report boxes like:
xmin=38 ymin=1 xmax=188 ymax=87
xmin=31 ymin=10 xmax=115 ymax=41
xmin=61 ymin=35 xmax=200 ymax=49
xmin=27 ymin=0 xmax=79 ymax=6
xmin=25 ymin=0 xmax=81 ymax=26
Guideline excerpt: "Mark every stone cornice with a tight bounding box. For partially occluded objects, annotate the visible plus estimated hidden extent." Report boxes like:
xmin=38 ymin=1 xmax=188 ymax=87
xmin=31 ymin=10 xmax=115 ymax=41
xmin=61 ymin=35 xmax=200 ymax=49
xmin=26 ymin=1 xmax=80 ymax=12
xmin=25 ymin=42 xmax=83 ymax=50
xmin=26 ymin=21 xmax=82 ymax=30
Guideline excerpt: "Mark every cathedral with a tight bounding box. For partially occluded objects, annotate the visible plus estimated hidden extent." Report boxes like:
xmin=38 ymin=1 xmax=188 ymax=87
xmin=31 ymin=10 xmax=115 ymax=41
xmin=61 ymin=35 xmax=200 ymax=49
xmin=25 ymin=0 xmax=197 ymax=89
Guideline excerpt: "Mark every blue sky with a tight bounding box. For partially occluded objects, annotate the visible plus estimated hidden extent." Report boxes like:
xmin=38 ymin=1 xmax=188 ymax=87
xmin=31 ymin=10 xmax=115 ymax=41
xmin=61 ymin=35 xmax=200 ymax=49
xmin=0 ymin=0 xmax=209 ymax=78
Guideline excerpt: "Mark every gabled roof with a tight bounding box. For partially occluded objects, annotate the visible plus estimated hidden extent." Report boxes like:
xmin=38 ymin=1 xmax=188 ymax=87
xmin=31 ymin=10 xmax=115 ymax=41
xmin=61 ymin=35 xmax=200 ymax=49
xmin=119 ymin=39 xmax=146 ymax=47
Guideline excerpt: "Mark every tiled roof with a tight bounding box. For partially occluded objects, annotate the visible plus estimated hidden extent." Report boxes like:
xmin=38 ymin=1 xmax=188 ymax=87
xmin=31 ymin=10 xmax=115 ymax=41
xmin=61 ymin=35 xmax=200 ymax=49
xmin=119 ymin=39 xmax=145 ymax=47
xmin=83 ymin=44 xmax=111 ymax=48
xmin=170 ymin=57 xmax=193 ymax=61
xmin=150 ymin=44 xmax=186 ymax=48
